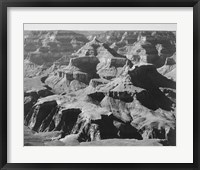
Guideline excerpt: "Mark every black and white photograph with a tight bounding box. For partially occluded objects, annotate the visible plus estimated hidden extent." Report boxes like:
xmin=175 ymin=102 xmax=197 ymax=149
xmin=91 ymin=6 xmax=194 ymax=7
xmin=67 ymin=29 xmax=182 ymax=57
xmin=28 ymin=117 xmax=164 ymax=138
xmin=24 ymin=24 xmax=176 ymax=146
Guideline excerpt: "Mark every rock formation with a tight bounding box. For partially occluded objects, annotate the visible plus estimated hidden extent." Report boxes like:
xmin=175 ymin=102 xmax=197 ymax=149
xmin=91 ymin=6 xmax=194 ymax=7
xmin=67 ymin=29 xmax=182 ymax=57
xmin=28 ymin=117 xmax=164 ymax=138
xmin=24 ymin=30 xmax=89 ymax=78
xmin=24 ymin=30 xmax=176 ymax=146
xmin=43 ymin=37 xmax=127 ymax=93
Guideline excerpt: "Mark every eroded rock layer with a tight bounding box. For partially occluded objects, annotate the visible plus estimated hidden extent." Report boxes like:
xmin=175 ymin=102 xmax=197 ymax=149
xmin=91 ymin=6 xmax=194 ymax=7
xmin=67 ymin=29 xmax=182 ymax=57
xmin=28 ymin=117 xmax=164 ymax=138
xmin=24 ymin=30 xmax=176 ymax=146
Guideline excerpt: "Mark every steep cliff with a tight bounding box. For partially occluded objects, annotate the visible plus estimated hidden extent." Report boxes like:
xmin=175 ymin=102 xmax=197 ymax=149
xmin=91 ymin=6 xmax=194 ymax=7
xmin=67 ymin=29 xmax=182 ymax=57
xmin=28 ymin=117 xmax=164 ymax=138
xmin=24 ymin=30 xmax=176 ymax=146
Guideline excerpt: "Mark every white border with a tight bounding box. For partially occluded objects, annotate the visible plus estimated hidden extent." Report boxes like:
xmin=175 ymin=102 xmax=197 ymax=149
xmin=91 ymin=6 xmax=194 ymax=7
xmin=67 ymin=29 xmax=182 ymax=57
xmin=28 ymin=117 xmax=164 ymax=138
xmin=7 ymin=7 xmax=193 ymax=163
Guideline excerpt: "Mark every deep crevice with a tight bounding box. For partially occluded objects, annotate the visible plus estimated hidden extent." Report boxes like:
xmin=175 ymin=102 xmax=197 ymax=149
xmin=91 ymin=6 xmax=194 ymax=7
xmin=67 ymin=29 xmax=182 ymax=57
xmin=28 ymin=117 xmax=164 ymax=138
xmin=54 ymin=109 xmax=81 ymax=135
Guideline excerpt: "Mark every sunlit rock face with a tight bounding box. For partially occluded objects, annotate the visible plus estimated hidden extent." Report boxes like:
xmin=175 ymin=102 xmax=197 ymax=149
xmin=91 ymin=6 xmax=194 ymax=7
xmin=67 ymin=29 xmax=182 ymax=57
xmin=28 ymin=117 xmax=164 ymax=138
xmin=24 ymin=30 xmax=176 ymax=146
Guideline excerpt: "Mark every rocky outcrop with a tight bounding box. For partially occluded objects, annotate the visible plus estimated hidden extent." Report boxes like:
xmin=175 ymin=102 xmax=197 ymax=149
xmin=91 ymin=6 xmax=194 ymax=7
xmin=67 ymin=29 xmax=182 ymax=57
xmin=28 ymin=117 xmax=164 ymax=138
xmin=113 ymin=31 xmax=176 ymax=68
xmin=24 ymin=30 xmax=176 ymax=78
xmin=69 ymin=56 xmax=100 ymax=78
xmin=24 ymin=88 xmax=54 ymax=118
xmin=100 ymin=96 xmax=175 ymax=141
xmin=24 ymin=30 xmax=176 ymax=146
xmin=88 ymin=31 xmax=138 ymax=46
xmin=44 ymin=37 xmax=128 ymax=93
xmin=24 ymin=126 xmax=64 ymax=146
xmin=127 ymin=64 xmax=175 ymax=111
xmin=24 ymin=31 xmax=89 ymax=78
xmin=128 ymin=64 xmax=176 ymax=90
xmin=44 ymin=67 xmax=91 ymax=93
xmin=25 ymin=85 xmax=175 ymax=145
xmin=158 ymin=54 xmax=176 ymax=77
xmin=25 ymin=61 xmax=176 ymax=145
xmin=73 ymin=37 xmax=126 ymax=78
xmin=89 ymin=78 xmax=110 ymax=88
xmin=24 ymin=125 xmax=166 ymax=146
xmin=96 ymin=58 xmax=126 ymax=79
xmin=25 ymin=96 xmax=142 ymax=142
xmin=24 ymin=30 xmax=89 ymax=55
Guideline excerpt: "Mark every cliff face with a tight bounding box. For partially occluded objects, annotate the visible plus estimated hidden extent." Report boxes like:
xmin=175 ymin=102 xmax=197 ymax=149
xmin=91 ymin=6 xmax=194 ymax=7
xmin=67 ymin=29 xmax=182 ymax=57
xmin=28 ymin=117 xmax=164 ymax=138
xmin=24 ymin=31 xmax=89 ymax=78
xmin=43 ymin=37 xmax=127 ymax=93
xmin=91 ymin=31 xmax=176 ymax=70
xmin=24 ymin=88 xmax=54 ymax=118
xmin=24 ymin=30 xmax=176 ymax=146
xmin=24 ymin=30 xmax=175 ymax=78
xmin=25 ymin=63 xmax=176 ymax=145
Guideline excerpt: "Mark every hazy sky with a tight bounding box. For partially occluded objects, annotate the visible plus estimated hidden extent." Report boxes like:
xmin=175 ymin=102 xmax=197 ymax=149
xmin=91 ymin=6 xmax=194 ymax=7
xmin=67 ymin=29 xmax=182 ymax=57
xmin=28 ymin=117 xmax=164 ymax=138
xmin=24 ymin=23 xmax=176 ymax=31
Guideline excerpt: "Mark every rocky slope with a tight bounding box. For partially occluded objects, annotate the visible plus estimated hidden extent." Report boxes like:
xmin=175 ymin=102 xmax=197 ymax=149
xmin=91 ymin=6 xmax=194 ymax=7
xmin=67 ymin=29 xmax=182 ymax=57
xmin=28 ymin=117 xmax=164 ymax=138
xmin=24 ymin=30 xmax=176 ymax=146
xmin=43 ymin=37 xmax=127 ymax=93
xmin=24 ymin=126 xmax=165 ymax=146
xmin=24 ymin=30 xmax=89 ymax=77
xmin=88 ymin=31 xmax=176 ymax=62
xmin=24 ymin=65 xmax=176 ymax=146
